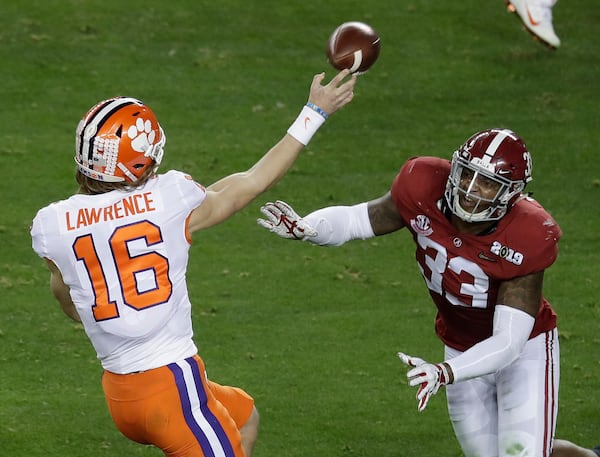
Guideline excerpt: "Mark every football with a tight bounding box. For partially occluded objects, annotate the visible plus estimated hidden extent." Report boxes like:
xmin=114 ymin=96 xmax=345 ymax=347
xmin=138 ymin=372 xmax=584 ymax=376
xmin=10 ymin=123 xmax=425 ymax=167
xmin=326 ymin=21 xmax=381 ymax=74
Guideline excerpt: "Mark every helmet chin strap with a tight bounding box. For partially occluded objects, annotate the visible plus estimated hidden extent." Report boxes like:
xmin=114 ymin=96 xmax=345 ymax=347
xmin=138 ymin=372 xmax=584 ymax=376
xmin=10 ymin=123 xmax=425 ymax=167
xmin=452 ymin=192 xmax=506 ymax=223
xmin=453 ymin=197 xmax=483 ymax=222
xmin=116 ymin=163 xmax=139 ymax=182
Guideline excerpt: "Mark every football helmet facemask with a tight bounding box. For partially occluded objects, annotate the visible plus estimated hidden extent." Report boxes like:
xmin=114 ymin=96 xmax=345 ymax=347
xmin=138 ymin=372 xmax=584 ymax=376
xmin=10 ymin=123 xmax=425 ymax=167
xmin=75 ymin=96 xmax=166 ymax=183
xmin=444 ymin=128 xmax=532 ymax=222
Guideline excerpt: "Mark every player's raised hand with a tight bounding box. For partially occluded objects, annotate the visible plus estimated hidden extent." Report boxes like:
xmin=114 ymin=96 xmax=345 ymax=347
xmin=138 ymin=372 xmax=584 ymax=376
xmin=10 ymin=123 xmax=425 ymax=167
xmin=397 ymin=352 xmax=452 ymax=412
xmin=307 ymin=69 xmax=356 ymax=116
xmin=257 ymin=200 xmax=317 ymax=240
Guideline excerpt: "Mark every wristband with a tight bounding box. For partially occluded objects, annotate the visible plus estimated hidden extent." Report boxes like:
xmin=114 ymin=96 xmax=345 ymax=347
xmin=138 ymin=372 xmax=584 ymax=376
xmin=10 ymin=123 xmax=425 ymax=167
xmin=287 ymin=105 xmax=327 ymax=145
xmin=306 ymin=102 xmax=329 ymax=120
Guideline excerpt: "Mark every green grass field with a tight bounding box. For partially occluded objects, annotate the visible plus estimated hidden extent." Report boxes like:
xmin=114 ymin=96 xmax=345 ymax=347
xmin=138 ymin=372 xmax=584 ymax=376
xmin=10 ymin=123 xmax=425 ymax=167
xmin=1 ymin=1 xmax=598 ymax=455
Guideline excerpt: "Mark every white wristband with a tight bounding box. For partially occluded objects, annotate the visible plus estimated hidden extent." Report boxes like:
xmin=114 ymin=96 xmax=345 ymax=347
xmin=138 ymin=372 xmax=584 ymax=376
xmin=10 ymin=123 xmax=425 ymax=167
xmin=287 ymin=105 xmax=327 ymax=145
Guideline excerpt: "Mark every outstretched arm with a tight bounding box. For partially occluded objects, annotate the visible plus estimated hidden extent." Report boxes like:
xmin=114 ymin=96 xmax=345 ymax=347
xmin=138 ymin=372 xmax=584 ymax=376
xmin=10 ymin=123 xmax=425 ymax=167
xmin=188 ymin=70 xmax=357 ymax=232
xmin=257 ymin=191 xmax=406 ymax=245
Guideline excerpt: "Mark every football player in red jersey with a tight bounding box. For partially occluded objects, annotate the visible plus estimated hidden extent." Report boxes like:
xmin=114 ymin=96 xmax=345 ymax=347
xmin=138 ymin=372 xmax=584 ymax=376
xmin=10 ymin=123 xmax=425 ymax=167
xmin=258 ymin=128 xmax=593 ymax=456
xmin=31 ymin=69 xmax=356 ymax=457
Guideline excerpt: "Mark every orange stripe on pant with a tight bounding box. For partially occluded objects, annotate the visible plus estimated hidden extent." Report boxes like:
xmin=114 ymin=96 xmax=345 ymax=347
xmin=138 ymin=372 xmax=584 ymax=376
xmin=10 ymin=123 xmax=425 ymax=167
xmin=102 ymin=355 xmax=254 ymax=457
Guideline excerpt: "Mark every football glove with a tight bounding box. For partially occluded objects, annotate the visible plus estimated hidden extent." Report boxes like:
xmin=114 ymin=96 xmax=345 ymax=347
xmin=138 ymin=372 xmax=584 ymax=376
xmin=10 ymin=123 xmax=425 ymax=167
xmin=397 ymin=351 xmax=451 ymax=412
xmin=257 ymin=200 xmax=317 ymax=240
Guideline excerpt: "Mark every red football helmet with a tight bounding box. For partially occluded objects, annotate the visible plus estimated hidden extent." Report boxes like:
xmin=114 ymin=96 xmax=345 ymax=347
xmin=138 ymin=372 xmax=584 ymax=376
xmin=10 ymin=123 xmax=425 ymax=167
xmin=444 ymin=128 xmax=533 ymax=222
xmin=75 ymin=97 xmax=165 ymax=182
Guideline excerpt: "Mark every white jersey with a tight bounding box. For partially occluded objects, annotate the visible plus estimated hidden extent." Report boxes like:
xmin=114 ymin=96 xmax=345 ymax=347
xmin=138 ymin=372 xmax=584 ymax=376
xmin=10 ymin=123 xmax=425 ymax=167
xmin=31 ymin=170 xmax=206 ymax=374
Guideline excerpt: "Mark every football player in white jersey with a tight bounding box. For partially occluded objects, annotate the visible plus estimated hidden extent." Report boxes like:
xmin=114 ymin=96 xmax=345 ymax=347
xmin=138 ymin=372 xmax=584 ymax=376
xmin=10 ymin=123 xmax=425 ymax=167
xmin=258 ymin=128 xmax=595 ymax=456
xmin=31 ymin=69 xmax=356 ymax=457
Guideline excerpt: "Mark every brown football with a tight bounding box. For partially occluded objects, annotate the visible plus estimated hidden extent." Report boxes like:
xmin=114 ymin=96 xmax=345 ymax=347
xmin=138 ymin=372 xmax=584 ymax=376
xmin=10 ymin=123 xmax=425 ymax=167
xmin=326 ymin=22 xmax=381 ymax=74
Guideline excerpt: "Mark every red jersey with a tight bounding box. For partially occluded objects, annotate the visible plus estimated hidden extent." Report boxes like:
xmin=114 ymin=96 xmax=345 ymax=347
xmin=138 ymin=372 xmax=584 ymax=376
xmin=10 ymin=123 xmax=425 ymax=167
xmin=391 ymin=157 xmax=562 ymax=351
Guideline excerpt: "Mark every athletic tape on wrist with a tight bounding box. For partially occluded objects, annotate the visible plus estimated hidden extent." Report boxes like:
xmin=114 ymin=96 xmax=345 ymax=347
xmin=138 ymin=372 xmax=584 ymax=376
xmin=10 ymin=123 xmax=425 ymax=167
xmin=287 ymin=105 xmax=327 ymax=145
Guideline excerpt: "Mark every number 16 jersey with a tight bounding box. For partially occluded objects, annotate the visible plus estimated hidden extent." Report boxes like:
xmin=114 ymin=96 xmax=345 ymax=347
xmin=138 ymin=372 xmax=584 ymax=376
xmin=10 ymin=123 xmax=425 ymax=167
xmin=31 ymin=170 xmax=206 ymax=374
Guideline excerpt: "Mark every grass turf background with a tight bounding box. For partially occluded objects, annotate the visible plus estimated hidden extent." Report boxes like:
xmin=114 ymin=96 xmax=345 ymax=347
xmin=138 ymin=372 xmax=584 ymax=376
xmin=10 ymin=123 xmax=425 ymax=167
xmin=0 ymin=1 xmax=598 ymax=455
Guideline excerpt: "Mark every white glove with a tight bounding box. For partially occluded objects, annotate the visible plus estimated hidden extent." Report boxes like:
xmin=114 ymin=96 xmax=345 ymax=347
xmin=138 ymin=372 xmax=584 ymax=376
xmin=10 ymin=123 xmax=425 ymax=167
xmin=257 ymin=201 xmax=317 ymax=240
xmin=397 ymin=352 xmax=451 ymax=412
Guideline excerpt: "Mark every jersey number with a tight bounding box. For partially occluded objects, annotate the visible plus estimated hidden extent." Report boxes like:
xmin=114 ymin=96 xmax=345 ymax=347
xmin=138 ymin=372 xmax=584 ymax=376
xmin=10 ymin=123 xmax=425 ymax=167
xmin=73 ymin=221 xmax=172 ymax=321
xmin=417 ymin=234 xmax=489 ymax=308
